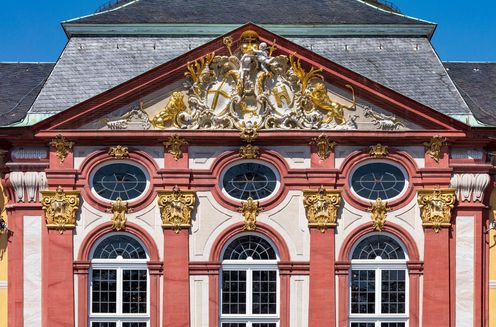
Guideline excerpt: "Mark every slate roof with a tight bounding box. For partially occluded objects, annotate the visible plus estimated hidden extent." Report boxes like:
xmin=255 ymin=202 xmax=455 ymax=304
xmin=0 ymin=63 xmax=54 ymax=125
xmin=444 ymin=62 xmax=496 ymax=126
xmin=27 ymin=36 xmax=470 ymax=120
xmin=65 ymin=0 xmax=432 ymax=26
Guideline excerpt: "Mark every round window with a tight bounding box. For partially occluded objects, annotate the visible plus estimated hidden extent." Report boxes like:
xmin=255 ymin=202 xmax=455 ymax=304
xmin=221 ymin=162 xmax=279 ymax=201
xmin=350 ymin=162 xmax=407 ymax=201
xmin=91 ymin=162 xmax=148 ymax=201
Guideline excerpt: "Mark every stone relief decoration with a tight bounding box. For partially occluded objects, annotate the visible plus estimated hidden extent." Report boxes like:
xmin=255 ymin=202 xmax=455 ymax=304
xmin=108 ymin=145 xmax=129 ymax=159
xmin=50 ymin=134 xmax=74 ymax=163
xmin=107 ymin=197 xmax=129 ymax=231
xmin=417 ymin=188 xmax=456 ymax=232
xmin=303 ymin=187 xmax=341 ymax=232
xmin=41 ymin=186 xmax=81 ymax=233
xmin=369 ymin=144 xmax=389 ymax=158
xmin=10 ymin=147 xmax=48 ymax=160
xmin=424 ymin=135 xmax=447 ymax=163
xmin=157 ymin=186 xmax=196 ymax=233
xmin=310 ymin=134 xmax=335 ymax=160
xmin=8 ymin=171 xmax=48 ymax=203
xmin=364 ymin=107 xmax=404 ymax=131
xmin=369 ymin=198 xmax=389 ymax=231
xmin=164 ymin=134 xmax=187 ymax=160
xmin=104 ymin=101 xmax=152 ymax=130
xmin=239 ymin=144 xmax=259 ymax=159
xmin=450 ymin=173 xmax=490 ymax=202
xmin=239 ymin=197 xmax=261 ymax=231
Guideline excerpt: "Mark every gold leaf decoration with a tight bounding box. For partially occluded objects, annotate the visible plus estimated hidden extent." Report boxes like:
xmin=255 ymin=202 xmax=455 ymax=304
xmin=289 ymin=54 xmax=323 ymax=93
xmin=41 ymin=186 xmax=80 ymax=234
xmin=303 ymin=187 xmax=341 ymax=232
xmin=239 ymin=121 xmax=259 ymax=143
xmin=107 ymin=197 xmax=129 ymax=231
xmin=239 ymin=144 xmax=260 ymax=159
xmin=424 ymin=136 xmax=447 ymax=163
xmin=164 ymin=134 xmax=188 ymax=161
xmin=369 ymin=144 xmax=389 ymax=158
xmin=151 ymin=92 xmax=187 ymax=129
xmin=50 ymin=134 xmax=74 ymax=163
xmin=108 ymin=145 xmax=129 ymax=159
xmin=239 ymin=197 xmax=261 ymax=231
xmin=310 ymin=134 xmax=335 ymax=160
xmin=368 ymin=198 xmax=389 ymax=231
xmin=418 ymin=188 xmax=456 ymax=232
xmin=157 ymin=186 xmax=196 ymax=233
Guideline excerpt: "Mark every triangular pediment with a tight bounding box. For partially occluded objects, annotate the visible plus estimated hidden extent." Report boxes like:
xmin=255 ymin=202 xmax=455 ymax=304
xmin=37 ymin=24 xmax=467 ymax=133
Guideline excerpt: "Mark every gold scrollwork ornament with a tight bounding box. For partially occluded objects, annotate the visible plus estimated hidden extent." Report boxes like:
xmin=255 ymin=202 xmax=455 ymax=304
xmin=417 ymin=188 xmax=456 ymax=232
xmin=239 ymin=197 xmax=261 ymax=231
xmin=239 ymin=144 xmax=260 ymax=159
xmin=303 ymin=187 xmax=341 ymax=232
xmin=310 ymin=134 xmax=335 ymax=160
xmin=157 ymin=186 xmax=196 ymax=233
xmin=49 ymin=134 xmax=74 ymax=163
xmin=108 ymin=145 xmax=129 ymax=159
xmin=368 ymin=198 xmax=389 ymax=231
xmin=41 ymin=186 xmax=80 ymax=233
xmin=107 ymin=197 xmax=130 ymax=231
xmin=369 ymin=144 xmax=389 ymax=158
xmin=164 ymin=134 xmax=188 ymax=161
xmin=424 ymin=136 xmax=447 ymax=163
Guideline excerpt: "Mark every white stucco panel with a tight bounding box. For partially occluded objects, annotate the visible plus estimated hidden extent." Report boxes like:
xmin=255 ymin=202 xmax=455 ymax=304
xmin=73 ymin=145 xmax=164 ymax=169
xmin=455 ymin=216 xmax=475 ymax=326
xmin=290 ymin=275 xmax=309 ymax=327
xmin=190 ymin=275 xmax=209 ymax=327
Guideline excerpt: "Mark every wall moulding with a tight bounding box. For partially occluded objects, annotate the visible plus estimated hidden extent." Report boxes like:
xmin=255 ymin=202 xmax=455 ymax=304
xmin=450 ymin=173 xmax=490 ymax=203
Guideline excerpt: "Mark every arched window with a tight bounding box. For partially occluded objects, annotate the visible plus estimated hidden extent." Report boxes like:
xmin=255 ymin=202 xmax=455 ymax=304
xmin=349 ymin=234 xmax=409 ymax=327
xmin=220 ymin=234 xmax=279 ymax=327
xmin=89 ymin=234 xmax=149 ymax=327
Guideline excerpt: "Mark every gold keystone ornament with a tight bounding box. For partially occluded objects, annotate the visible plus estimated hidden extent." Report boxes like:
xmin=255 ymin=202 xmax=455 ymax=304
xmin=239 ymin=197 xmax=261 ymax=231
xmin=41 ymin=186 xmax=80 ymax=233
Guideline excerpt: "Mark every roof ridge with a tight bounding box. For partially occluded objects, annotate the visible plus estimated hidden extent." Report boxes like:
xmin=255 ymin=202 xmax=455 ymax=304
xmin=62 ymin=0 xmax=140 ymax=24
xmin=0 ymin=62 xmax=55 ymax=64
xmin=356 ymin=0 xmax=435 ymax=25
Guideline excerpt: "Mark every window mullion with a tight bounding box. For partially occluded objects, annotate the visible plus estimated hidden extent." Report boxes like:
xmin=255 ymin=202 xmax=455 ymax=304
xmin=247 ymin=268 xmax=253 ymax=316
xmin=117 ymin=268 xmax=123 ymax=315
xmin=376 ymin=267 xmax=381 ymax=317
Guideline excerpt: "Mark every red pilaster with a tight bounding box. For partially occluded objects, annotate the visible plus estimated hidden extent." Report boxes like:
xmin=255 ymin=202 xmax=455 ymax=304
xmin=308 ymin=228 xmax=336 ymax=326
xmin=422 ymin=228 xmax=451 ymax=326
xmin=74 ymin=261 xmax=90 ymax=327
xmin=7 ymin=208 xmax=24 ymax=327
xmin=163 ymin=229 xmax=190 ymax=327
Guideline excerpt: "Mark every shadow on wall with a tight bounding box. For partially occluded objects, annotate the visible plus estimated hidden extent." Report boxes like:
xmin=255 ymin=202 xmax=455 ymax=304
xmin=0 ymin=186 xmax=7 ymax=260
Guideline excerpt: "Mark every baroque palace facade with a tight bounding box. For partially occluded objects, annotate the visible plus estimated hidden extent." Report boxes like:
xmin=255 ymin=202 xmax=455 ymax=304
xmin=0 ymin=1 xmax=496 ymax=327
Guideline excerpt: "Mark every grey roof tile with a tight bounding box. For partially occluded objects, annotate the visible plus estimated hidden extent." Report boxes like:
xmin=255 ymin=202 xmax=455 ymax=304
xmin=66 ymin=0 xmax=431 ymax=26
xmin=0 ymin=63 xmax=54 ymax=125
xmin=444 ymin=62 xmax=496 ymax=126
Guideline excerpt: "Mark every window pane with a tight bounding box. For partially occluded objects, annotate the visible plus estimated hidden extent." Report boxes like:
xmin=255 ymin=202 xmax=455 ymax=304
xmin=221 ymin=324 xmax=247 ymax=327
xmin=92 ymin=269 xmax=117 ymax=313
xmin=92 ymin=163 xmax=147 ymax=201
xmin=381 ymin=270 xmax=406 ymax=314
xmin=93 ymin=235 xmax=147 ymax=259
xmin=91 ymin=323 xmax=117 ymax=327
xmin=351 ymin=270 xmax=375 ymax=314
xmin=350 ymin=162 xmax=406 ymax=200
xmin=223 ymin=235 xmax=276 ymax=260
xmin=122 ymin=270 xmax=148 ymax=314
xmin=381 ymin=323 xmax=405 ymax=327
xmin=252 ymin=270 xmax=277 ymax=314
xmin=122 ymin=323 xmax=147 ymax=327
xmin=253 ymin=324 xmax=277 ymax=327
xmin=350 ymin=323 xmax=375 ymax=327
xmin=222 ymin=162 xmax=278 ymax=200
xmin=222 ymin=270 xmax=247 ymax=314
xmin=352 ymin=235 xmax=405 ymax=260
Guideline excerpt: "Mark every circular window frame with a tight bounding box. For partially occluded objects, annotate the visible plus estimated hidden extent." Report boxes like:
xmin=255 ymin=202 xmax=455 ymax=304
xmin=348 ymin=159 xmax=409 ymax=203
xmin=219 ymin=160 xmax=281 ymax=203
xmin=89 ymin=160 xmax=151 ymax=203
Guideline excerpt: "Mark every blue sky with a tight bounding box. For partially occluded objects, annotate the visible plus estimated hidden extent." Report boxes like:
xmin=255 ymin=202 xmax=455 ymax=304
xmin=0 ymin=0 xmax=493 ymax=62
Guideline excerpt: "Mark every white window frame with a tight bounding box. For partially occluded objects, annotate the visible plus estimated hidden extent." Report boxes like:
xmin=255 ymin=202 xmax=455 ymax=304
xmin=89 ymin=234 xmax=150 ymax=327
xmin=348 ymin=234 xmax=409 ymax=327
xmin=219 ymin=234 xmax=280 ymax=327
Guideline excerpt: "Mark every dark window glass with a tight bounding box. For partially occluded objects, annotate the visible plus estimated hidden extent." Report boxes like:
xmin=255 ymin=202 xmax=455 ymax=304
xmin=122 ymin=270 xmax=148 ymax=314
xmin=92 ymin=163 xmax=147 ymax=201
xmin=91 ymin=269 xmax=117 ymax=313
xmin=253 ymin=324 xmax=277 ymax=327
xmin=381 ymin=323 xmax=406 ymax=327
xmin=222 ymin=162 xmax=278 ymax=200
xmin=350 ymin=324 xmax=375 ymax=327
xmin=351 ymin=163 xmax=406 ymax=200
xmin=122 ymin=323 xmax=147 ymax=327
xmin=351 ymin=270 xmax=376 ymax=314
xmin=352 ymin=235 xmax=405 ymax=260
xmin=221 ymin=324 xmax=247 ymax=327
xmin=381 ymin=270 xmax=406 ymax=314
xmin=91 ymin=323 xmax=117 ymax=327
xmin=222 ymin=270 xmax=247 ymax=314
xmin=93 ymin=235 xmax=147 ymax=259
xmin=223 ymin=235 xmax=276 ymax=261
xmin=252 ymin=271 xmax=277 ymax=314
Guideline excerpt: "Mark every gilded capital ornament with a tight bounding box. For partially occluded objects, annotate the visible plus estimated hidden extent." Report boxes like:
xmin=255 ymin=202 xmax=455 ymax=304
xmin=369 ymin=144 xmax=389 ymax=158
xmin=368 ymin=198 xmax=388 ymax=231
xmin=49 ymin=134 xmax=74 ymax=163
xmin=417 ymin=188 xmax=456 ymax=232
xmin=303 ymin=187 xmax=341 ymax=232
xmin=41 ymin=186 xmax=80 ymax=233
xmin=108 ymin=145 xmax=129 ymax=159
xmin=239 ymin=197 xmax=260 ymax=231
xmin=157 ymin=186 xmax=196 ymax=233
xmin=164 ymin=135 xmax=187 ymax=161
xmin=424 ymin=136 xmax=447 ymax=163
xmin=239 ymin=144 xmax=259 ymax=159
xmin=107 ymin=197 xmax=129 ymax=231
xmin=310 ymin=134 xmax=335 ymax=160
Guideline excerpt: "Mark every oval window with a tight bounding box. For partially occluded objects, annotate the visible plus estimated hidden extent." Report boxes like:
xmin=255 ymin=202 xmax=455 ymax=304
xmin=91 ymin=162 xmax=148 ymax=201
xmin=221 ymin=162 xmax=279 ymax=201
xmin=350 ymin=162 xmax=407 ymax=201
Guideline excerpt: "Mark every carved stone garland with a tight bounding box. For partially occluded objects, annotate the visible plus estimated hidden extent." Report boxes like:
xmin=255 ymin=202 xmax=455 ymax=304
xmin=49 ymin=134 xmax=74 ymax=163
xmin=157 ymin=186 xmax=196 ymax=233
xmin=417 ymin=188 xmax=456 ymax=232
xmin=368 ymin=198 xmax=389 ymax=231
xmin=41 ymin=186 xmax=80 ymax=233
xmin=239 ymin=197 xmax=261 ymax=231
xmin=107 ymin=197 xmax=129 ymax=231
xmin=303 ymin=187 xmax=341 ymax=232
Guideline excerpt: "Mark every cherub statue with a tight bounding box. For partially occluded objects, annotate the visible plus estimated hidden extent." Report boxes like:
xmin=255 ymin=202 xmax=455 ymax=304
xmin=107 ymin=197 xmax=130 ymax=231
xmin=239 ymin=197 xmax=260 ymax=231
xmin=308 ymin=82 xmax=356 ymax=125
xmin=254 ymin=42 xmax=273 ymax=73
xmin=151 ymin=92 xmax=187 ymax=128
